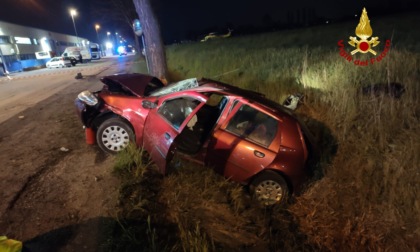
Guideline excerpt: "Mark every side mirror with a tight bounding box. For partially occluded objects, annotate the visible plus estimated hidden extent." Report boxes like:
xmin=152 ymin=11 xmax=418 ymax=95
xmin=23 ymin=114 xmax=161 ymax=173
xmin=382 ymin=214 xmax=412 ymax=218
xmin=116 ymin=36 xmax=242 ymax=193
xmin=142 ymin=100 xmax=157 ymax=109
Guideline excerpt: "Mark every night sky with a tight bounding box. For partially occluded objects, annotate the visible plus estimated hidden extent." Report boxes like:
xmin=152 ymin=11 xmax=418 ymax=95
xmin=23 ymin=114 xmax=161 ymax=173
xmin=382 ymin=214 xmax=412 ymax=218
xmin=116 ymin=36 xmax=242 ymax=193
xmin=0 ymin=0 xmax=418 ymax=44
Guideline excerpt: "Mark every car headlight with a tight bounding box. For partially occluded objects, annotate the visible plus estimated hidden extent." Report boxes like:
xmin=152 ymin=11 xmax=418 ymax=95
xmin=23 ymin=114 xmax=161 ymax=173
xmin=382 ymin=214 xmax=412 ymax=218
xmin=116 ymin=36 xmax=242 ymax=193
xmin=77 ymin=90 xmax=98 ymax=106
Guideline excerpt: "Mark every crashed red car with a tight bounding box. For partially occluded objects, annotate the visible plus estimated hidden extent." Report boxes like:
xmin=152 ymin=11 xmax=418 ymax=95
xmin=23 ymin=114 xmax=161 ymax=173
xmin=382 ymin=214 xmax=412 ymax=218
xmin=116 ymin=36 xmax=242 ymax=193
xmin=75 ymin=73 xmax=316 ymax=205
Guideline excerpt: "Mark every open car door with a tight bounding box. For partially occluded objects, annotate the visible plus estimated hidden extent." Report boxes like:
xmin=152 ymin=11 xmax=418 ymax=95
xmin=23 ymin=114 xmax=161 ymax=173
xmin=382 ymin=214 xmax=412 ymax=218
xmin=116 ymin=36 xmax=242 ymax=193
xmin=142 ymin=93 xmax=208 ymax=173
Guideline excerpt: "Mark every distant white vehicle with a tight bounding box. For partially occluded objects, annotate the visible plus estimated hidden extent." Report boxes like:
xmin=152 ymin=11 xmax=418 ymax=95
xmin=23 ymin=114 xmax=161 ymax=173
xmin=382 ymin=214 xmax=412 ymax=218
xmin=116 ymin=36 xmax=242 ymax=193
xmin=89 ymin=43 xmax=101 ymax=60
xmin=62 ymin=46 xmax=92 ymax=63
xmin=117 ymin=46 xmax=127 ymax=56
xmin=46 ymin=57 xmax=72 ymax=68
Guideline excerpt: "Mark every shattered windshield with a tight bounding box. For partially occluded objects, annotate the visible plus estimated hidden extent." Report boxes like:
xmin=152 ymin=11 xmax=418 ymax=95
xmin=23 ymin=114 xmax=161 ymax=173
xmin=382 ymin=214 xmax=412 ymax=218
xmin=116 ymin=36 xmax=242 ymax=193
xmin=149 ymin=78 xmax=199 ymax=97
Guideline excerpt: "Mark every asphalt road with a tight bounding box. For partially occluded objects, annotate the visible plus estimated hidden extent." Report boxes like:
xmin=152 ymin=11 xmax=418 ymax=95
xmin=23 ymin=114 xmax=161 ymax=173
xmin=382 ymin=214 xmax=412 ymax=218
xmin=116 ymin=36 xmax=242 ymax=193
xmin=0 ymin=55 xmax=135 ymax=123
xmin=0 ymin=54 xmax=140 ymax=250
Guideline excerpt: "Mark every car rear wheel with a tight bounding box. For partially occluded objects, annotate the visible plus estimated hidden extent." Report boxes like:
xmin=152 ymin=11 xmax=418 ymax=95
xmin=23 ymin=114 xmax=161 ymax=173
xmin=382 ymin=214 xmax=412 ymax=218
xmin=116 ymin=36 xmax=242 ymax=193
xmin=250 ymin=171 xmax=289 ymax=205
xmin=97 ymin=118 xmax=135 ymax=154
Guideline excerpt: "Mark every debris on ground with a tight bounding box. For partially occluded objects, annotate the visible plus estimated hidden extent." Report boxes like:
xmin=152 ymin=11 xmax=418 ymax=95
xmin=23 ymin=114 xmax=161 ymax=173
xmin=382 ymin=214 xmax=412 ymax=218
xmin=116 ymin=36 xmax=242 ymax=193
xmin=282 ymin=93 xmax=304 ymax=110
xmin=75 ymin=73 xmax=83 ymax=79
xmin=0 ymin=236 xmax=22 ymax=252
xmin=361 ymin=82 xmax=405 ymax=98
xmin=60 ymin=147 xmax=69 ymax=152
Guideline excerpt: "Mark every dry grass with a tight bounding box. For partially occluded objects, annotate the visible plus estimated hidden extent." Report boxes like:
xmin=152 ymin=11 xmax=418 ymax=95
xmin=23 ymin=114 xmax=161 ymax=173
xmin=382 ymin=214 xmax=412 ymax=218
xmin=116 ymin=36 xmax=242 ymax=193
xmin=113 ymin=12 xmax=420 ymax=251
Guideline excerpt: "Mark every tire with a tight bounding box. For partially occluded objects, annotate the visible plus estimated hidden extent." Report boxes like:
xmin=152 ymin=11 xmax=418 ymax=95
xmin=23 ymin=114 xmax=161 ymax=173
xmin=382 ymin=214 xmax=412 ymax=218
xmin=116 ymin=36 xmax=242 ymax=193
xmin=250 ymin=171 xmax=289 ymax=206
xmin=96 ymin=118 xmax=135 ymax=154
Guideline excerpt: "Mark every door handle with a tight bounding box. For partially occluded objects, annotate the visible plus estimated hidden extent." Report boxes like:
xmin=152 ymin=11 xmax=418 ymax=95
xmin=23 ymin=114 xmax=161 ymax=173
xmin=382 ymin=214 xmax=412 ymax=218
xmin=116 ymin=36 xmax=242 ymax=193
xmin=164 ymin=132 xmax=171 ymax=140
xmin=254 ymin=150 xmax=265 ymax=158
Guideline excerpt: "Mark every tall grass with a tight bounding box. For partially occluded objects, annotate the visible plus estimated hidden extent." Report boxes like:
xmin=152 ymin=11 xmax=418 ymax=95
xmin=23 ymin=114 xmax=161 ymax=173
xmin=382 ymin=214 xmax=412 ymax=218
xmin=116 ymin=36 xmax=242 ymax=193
xmin=114 ymin=11 xmax=420 ymax=251
xmin=161 ymin=12 xmax=420 ymax=251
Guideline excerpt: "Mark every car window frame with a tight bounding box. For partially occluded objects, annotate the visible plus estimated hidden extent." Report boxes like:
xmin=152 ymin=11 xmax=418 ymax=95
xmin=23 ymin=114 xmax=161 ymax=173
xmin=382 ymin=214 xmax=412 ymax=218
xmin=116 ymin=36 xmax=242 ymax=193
xmin=156 ymin=95 xmax=205 ymax=132
xmin=223 ymin=101 xmax=279 ymax=148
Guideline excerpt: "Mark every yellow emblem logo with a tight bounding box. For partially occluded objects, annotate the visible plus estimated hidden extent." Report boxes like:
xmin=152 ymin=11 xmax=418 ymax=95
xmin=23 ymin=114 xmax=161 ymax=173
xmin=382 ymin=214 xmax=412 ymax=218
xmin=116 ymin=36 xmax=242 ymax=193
xmin=348 ymin=8 xmax=380 ymax=55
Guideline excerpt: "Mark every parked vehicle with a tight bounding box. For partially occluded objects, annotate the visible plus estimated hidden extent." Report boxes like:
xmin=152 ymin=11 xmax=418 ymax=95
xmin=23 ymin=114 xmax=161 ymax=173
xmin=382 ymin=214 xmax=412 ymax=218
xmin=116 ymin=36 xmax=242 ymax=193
xmin=118 ymin=46 xmax=127 ymax=56
xmin=89 ymin=43 xmax=101 ymax=60
xmin=74 ymin=73 xmax=316 ymax=205
xmin=0 ymin=20 xmax=89 ymax=73
xmin=63 ymin=56 xmax=78 ymax=66
xmin=62 ymin=46 xmax=92 ymax=63
xmin=46 ymin=57 xmax=72 ymax=68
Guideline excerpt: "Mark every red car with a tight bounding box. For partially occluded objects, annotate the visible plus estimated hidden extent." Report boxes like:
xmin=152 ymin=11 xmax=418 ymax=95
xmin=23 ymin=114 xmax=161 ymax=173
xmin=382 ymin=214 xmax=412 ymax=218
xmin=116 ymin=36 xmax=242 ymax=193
xmin=75 ymin=73 xmax=316 ymax=205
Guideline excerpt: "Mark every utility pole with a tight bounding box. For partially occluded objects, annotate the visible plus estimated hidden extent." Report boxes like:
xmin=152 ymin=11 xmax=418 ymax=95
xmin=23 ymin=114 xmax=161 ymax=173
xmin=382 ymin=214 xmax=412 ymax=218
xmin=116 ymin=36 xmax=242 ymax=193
xmin=70 ymin=9 xmax=80 ymax=46
xmin=95 ymin=24 xmax=100 ymax=43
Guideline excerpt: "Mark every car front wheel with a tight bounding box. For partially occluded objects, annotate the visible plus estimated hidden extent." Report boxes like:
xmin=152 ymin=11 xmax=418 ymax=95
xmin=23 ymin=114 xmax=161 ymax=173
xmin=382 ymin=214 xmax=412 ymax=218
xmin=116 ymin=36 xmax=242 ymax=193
xmin=96 ymin=118 xmax=135 ymax=154
xmin=250 ymin=171 xmax=289 ymax=205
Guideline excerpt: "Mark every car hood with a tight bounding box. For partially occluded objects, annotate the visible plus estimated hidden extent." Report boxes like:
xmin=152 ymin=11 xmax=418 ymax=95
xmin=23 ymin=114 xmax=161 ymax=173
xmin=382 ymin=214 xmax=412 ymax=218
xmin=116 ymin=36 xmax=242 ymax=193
xmin=100 ymin=73 xmax=163 ymax=97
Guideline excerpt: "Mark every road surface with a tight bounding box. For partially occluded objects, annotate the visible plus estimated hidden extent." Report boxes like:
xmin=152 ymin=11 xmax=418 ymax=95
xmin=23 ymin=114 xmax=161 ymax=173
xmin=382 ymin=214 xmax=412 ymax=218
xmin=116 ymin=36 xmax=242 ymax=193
xmin=0 ymin=56 xmax=137 ymax=123
xmin=0 ymin=54 xmax=141 ymax=251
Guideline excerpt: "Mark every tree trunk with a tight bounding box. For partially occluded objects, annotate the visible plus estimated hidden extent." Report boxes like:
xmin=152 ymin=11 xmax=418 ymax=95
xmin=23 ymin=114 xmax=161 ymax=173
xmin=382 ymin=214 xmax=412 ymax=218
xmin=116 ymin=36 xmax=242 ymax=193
xmin=133 ymin=0 xmax=167 ymax=83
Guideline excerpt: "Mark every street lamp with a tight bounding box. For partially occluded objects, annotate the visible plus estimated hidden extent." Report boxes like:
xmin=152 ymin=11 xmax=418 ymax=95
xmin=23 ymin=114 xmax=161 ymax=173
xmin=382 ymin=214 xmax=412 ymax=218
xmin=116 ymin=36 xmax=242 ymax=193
xmin=69 ymin=9 xmax=80 ymax=46
xmin=95 ymin=24 xmax=100 ymax=43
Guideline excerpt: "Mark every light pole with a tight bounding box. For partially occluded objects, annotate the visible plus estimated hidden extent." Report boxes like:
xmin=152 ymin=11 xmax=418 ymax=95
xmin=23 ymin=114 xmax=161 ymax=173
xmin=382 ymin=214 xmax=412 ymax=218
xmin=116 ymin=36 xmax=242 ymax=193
xmin=95 ymin=24 xmax=100 ymax=43
xmin=69 ymin=9 xmax=80 ymax=46
xmin=105 ymin=32 xmax=111 ymax=56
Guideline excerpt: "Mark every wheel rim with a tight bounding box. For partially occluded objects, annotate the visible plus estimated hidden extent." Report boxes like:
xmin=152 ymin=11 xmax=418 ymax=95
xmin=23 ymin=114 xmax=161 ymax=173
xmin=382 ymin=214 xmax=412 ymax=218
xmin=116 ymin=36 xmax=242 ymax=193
xmin=254 ymin=180 xmax=284 ymax=205
xmin=101 ymin=125 xmax=130 ymax=152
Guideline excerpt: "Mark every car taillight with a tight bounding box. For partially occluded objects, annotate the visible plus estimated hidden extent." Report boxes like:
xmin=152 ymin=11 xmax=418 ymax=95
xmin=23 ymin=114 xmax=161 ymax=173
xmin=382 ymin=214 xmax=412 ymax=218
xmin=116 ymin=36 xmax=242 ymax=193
xmin=296 ymin=124 xmax=308 ymax=161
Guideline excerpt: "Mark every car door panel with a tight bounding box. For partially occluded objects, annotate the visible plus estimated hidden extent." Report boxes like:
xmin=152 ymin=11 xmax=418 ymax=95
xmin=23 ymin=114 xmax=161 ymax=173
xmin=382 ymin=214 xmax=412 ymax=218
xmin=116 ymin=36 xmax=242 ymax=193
xmin=143 ymin=94 xmax=208 ymax=174
xmin=206 ymin=101 xmax=278 ymax=182
xmin=207 ymin=130 xmax=277 ymax=182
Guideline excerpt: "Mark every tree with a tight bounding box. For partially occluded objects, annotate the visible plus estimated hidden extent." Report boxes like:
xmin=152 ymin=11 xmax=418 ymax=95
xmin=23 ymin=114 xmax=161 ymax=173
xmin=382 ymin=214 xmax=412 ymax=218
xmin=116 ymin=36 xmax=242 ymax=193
xmin=92 ymin=0 xmax=141 ymax=57
xmin=133 ymin=0 xmax=168 ymax=82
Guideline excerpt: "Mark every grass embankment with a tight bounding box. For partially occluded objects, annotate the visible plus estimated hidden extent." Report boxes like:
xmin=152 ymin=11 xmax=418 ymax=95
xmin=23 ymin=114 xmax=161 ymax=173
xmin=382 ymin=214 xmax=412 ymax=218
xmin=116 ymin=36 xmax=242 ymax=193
xmin=108 ymin=12 xmax=420 ymax=251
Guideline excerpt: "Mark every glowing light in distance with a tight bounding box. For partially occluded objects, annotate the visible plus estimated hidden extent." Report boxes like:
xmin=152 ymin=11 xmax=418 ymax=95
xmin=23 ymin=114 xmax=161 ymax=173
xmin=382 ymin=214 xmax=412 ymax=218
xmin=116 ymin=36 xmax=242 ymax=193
xmin=106 ymin=42 xmax=113 ymax=49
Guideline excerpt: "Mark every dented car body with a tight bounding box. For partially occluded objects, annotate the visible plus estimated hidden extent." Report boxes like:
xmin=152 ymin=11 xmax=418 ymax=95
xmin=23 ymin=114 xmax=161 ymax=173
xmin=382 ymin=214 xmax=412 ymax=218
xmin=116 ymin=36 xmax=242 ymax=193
xmin=75 ymin=73 xmax=316 ymax=205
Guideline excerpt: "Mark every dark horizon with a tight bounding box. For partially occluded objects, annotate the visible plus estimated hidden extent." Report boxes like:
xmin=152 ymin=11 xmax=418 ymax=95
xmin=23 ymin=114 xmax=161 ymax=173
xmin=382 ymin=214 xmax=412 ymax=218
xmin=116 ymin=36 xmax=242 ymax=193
xmin=0 ymin=0 xmax=419 ymax=44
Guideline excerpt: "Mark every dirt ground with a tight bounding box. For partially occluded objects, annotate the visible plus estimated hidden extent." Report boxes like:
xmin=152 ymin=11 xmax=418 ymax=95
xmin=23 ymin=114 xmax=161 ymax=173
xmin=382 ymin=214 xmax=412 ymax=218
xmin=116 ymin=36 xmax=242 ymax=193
xmin=0 ymin=66 xmax=125 ymax=251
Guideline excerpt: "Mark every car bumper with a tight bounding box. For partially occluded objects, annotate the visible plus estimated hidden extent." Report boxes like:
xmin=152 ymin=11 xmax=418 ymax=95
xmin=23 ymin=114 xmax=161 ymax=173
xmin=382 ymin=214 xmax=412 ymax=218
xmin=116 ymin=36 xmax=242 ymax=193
xmin=74 ymin=98 xmax=88 ymax=126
